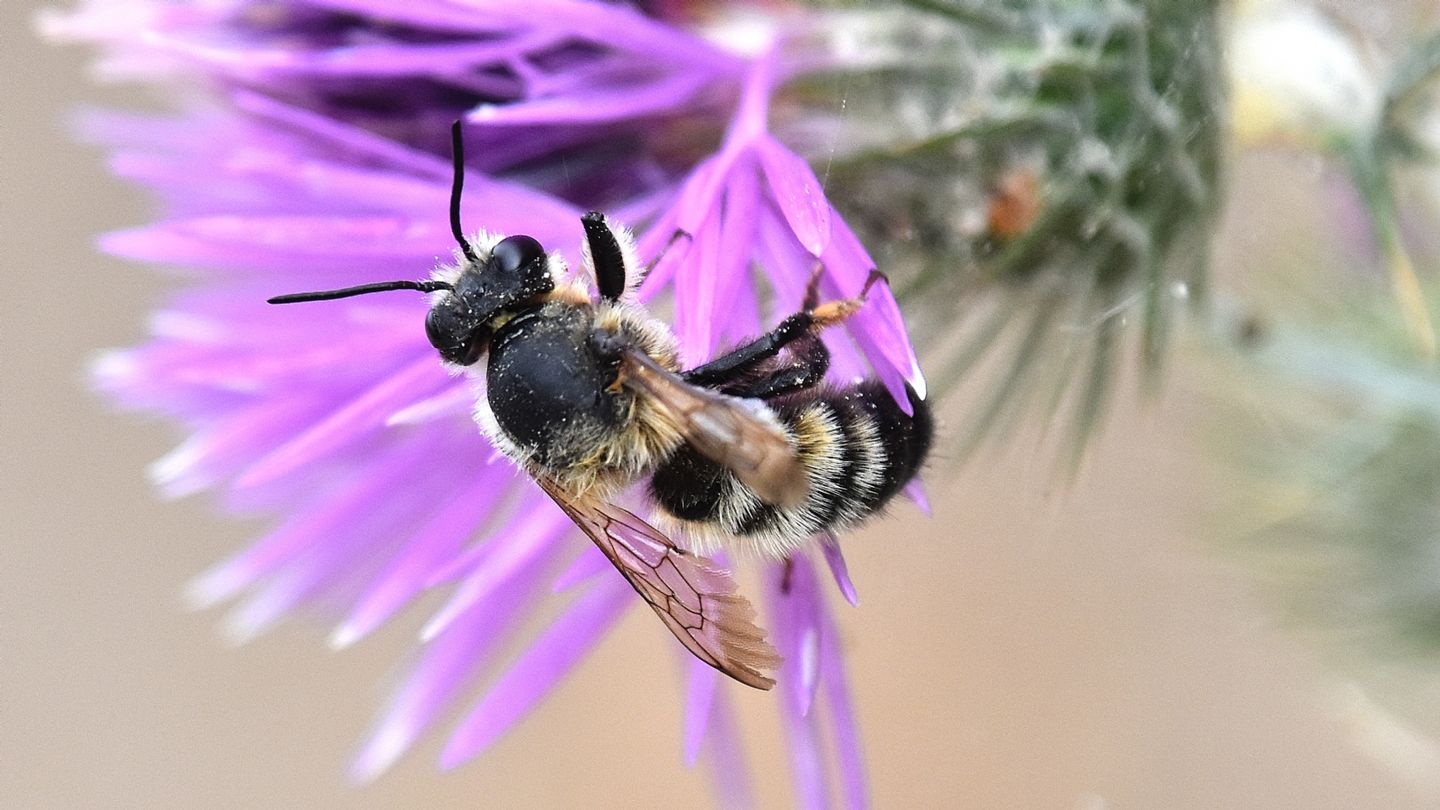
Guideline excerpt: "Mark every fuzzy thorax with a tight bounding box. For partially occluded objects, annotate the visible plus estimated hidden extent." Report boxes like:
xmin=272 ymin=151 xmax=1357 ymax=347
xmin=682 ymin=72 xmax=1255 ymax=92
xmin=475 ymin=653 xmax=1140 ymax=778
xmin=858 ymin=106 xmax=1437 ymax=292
xmin=472 ymin=287 xmax=685 ymax=500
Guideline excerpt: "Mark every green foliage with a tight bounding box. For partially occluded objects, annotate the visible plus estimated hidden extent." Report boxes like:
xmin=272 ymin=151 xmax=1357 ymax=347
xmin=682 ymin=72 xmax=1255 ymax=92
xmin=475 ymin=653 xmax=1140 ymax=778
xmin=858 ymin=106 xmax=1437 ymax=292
xmin=1202 ymin=285 xmax=1440 ymax=732
xmin=800 ymin=0 xmax=1226 ymax=465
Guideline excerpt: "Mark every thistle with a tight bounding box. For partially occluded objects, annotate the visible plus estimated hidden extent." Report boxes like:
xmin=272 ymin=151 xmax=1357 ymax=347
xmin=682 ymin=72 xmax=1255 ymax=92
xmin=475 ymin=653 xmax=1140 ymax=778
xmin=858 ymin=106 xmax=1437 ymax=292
xmin=1201 ymin=5 xmax=1440 ymax=765
xmin=806 ymin=0 xmax=1226 ymax=463
xmin=47 ymin=1 xmax=925 ymax=805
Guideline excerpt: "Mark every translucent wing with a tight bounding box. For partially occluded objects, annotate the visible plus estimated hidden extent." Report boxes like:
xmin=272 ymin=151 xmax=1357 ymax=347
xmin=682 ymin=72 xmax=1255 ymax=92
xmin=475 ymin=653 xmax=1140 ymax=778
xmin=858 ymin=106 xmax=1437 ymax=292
xmin=622 ymin=350 xmax=809 ymax=508
xmin=537 ymin=477 xmax=780 ymax=690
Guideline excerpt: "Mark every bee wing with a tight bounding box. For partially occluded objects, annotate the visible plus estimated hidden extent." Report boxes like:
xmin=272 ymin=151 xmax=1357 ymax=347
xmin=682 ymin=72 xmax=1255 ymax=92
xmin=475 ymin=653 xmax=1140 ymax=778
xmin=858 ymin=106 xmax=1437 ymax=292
xmin=538 ymin=477 xmax=780 ymax=690
xmin=622 ymin=350 xmax=810 ymax=508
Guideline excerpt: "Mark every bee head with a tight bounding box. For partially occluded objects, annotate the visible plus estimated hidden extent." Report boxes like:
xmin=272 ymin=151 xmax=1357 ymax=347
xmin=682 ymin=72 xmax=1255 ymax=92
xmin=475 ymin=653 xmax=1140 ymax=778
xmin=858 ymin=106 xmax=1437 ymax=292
xmin=424 ymin=234 xmax=554 ymax=365
xmin=266 ymin=121 xmax=556 ymax=366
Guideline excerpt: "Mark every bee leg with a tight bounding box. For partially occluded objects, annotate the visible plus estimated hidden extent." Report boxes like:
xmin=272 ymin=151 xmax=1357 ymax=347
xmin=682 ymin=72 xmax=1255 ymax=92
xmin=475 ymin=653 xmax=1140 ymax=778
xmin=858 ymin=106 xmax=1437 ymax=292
xmin=683 ymin=270 xmax=882 ymax=388
xmin=727 ymin=335 xmax=831 ymax=400
xmin=808 ymin=268 xmax=887 ymax=328
xmin=682 ymin=312 xmax=814 ymax=387
xmin=642 ymin=227 xmax=690 ymax=278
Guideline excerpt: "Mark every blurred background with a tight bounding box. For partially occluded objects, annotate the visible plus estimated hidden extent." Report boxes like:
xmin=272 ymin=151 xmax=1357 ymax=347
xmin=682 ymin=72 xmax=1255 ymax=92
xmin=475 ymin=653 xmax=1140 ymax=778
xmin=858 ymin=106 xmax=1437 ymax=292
xmin=8 ymin=0 xmax=1440 ymax=807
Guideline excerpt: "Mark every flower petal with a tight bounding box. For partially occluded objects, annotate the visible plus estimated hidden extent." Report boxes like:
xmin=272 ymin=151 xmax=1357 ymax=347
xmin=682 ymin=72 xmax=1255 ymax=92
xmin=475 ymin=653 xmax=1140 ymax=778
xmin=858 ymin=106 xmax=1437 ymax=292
xmin=683 ymin=658 xmax=720 ymax=766
xmin=233 ymin=357 xmax=448 ymax=490
xmin=673 ymin=204 xmax=724 ymax=362
xmin=420 ymin=508 xmax=573 ymax=642
xmin=819 ymin=533 xmax=860 ymax=607
xmin=903 ymin=480 xmax=932 ymax=517
xmin=819 ymin=594 xmax=870 ymax=810
xmin=551 ymin=545 xmax=611 ymax=593
xmin=700 ymin=691 xmax=758 ymax=810
xmin=756 ymin=135 xmax=832 ymax=257
xmin=186 ymin=433 xmax=443 ymax=610
xmin=351 ymin=562 xmax=547 ymax=782
xmin=332 ymin=471 xmax=506 ymax=648
xmin=439 ymin=576 xmax=633 ymax=767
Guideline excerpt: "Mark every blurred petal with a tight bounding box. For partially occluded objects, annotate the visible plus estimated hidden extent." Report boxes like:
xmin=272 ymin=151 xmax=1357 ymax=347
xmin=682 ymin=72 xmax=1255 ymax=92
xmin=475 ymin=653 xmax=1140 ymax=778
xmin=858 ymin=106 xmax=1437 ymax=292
xmin=420 ymin=508 xmax=573 ymax=642
xmin=551 ymin=545 xmax=610 ymax=593
xmin=766 ymin=557 xmax=835 ymax=809
xmin=352 ymin=563 xmax=547 ymax=781
xmin=819 ymin=533 xmax=860 ymax=607
xmin=234 ymin=357 xmax=448 ymax=490
xmin=701 ymin=690 xmax=758 ymax=810
xmin=333 ymin=472 xmax=506 ymax=648
xmin=683 ymin=658 xmax=720 ymax=766
xmin=819 ymin=595 xmax=869 ymax=810
xmin=440 ymin=577 xmax=633 ymax=766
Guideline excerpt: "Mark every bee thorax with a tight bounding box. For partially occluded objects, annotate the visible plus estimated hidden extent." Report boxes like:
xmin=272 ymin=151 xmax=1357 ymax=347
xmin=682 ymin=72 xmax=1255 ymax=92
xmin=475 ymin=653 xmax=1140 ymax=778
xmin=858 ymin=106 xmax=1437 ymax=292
xmin=481 ymin=299 xmax=684 ymax=496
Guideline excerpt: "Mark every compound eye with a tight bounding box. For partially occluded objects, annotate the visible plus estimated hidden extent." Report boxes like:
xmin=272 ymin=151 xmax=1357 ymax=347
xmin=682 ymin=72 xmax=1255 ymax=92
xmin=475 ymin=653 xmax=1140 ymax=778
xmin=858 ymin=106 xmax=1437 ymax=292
xmin=489 ymin=235 xmax=544 ymax=275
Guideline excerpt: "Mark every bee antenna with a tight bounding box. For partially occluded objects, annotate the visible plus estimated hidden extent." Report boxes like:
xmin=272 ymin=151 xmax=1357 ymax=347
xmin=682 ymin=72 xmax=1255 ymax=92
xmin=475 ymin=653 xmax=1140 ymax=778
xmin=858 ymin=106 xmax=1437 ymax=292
xmin=267 ymin=279 xmax=454 ymax=305
xmin=450 ymin=121 xmax=481 ymax=265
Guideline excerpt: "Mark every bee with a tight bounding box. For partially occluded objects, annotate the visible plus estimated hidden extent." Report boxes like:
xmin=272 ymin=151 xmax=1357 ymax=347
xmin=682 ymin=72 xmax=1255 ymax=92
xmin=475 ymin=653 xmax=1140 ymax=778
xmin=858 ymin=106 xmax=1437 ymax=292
xmin=269 ymin=124 xmax=932 ymax=690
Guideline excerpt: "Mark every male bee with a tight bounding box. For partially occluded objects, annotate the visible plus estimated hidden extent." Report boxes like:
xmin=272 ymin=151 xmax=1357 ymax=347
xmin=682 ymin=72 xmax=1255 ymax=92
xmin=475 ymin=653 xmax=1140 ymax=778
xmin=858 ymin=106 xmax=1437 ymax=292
xmin=269 ymin=124 xmax=932 ymax=689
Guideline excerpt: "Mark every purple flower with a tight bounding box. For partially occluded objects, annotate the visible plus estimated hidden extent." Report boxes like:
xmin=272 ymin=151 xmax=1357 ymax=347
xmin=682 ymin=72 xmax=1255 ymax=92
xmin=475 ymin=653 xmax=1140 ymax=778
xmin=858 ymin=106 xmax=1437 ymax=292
xmin=51 ymin=1 xmax=927 ymax=805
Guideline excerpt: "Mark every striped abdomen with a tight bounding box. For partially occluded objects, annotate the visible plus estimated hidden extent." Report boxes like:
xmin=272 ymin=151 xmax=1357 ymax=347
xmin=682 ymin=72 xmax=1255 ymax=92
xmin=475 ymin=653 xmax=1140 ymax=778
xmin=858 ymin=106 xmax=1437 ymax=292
xmin=649 ymin=380 xmax=932 ymax=559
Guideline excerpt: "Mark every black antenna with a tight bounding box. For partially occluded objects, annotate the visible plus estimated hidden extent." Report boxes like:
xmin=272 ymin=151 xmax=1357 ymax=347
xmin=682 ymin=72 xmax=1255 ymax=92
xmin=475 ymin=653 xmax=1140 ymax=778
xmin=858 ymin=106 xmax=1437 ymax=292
xmin=268 ymin=279 xmax=454 ymax=305
xmin=450 ymin=121 xmax=480 ymax=264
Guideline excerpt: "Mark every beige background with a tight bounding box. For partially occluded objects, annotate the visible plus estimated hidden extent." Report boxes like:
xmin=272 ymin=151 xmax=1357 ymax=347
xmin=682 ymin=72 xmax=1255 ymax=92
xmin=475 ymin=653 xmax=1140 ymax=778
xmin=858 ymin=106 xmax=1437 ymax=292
xmin=5 ymin=1 xmax=1439 ymax=807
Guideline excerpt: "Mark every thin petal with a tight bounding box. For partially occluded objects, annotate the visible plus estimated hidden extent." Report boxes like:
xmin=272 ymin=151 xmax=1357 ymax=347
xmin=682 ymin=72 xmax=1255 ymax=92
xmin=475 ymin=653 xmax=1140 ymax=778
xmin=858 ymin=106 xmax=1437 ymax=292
xmin=769 ymin=558 xmax=822 ymax=719
xmin=232 ymin=92 xmax=583 ymax=238
xmin=186 ymin=433 xmax=442 ymax=609
xmin=551 ymin=545 xmax=611 ymax=593
xmin=903 ymin=480 xmax=932 ymax=517
xmin=233 ymin=357 xmax=447 ymax=490
xmin=674 ymin=207 xmax=724 ymax=362
xmin=701 ymin=691 xmax=758 ymax=810
xmin=420 ymin=508 xmax=574 ymax=642
xmin=763 ymin=556 xmax=832 ymax=808
xmin=332 ymin=471 xmax=505 ymax=648
xmin=756 ymin=135 xmax=832 ymax=257
xmin=819 ymin=597 xmax=870 ymax=810
xmin=146 ymin=398 xmax=328 ymax=499
xmin=683 ymin=659 xmax=719 ymax=766
xmin=714 ymin=157 xmax=764 ymax=324
xmin=819 ymin=533 xmax=859 ymax=607
xmin=385 ymin=384 xmax=474 ymax=427
xmin=351 ymin=562 xmax=546 ymax=782
xmin=821 ymin=219 xmax=927 ymax=402
xmin=439 ymin=576 xmax=633 ymax=767
xmin=218 ymin=436 xmax=454 ymax=642
xmin=777 ymin=671 xmax=827 ymax=810
xmin=102 ymin=215 xmax=453 ymax=271
xmin=471 ymin=71 xmax=717 ymax=126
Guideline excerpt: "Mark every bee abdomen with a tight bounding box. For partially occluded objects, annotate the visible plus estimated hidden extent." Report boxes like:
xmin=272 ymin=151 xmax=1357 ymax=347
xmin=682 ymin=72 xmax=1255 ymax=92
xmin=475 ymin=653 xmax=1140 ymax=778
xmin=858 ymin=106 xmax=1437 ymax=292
xmin=650 ymin=380 xmax=932 ymax=555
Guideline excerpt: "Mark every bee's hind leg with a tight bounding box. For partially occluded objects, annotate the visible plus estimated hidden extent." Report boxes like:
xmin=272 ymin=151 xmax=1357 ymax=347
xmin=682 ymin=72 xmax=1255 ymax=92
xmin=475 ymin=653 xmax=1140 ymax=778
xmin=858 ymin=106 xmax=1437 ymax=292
xmin=806 ymin=266 xmax=886 ymax=329
xmin=727 ymin=335 xmax=831 ymax=400
xmin=681 ymin=312 xmax=816 ymax=387
xmin=682 ymin=268 xmax=881 ymax=389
